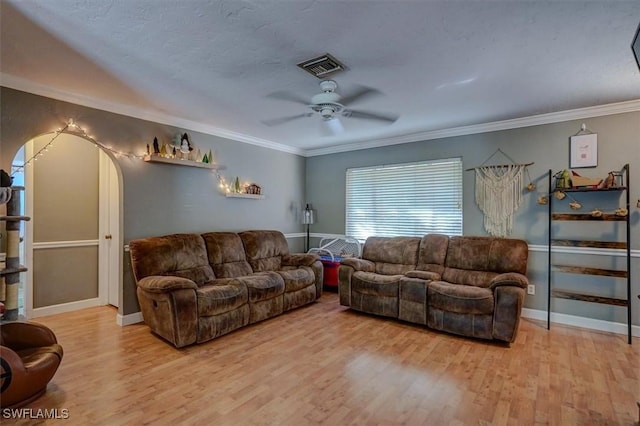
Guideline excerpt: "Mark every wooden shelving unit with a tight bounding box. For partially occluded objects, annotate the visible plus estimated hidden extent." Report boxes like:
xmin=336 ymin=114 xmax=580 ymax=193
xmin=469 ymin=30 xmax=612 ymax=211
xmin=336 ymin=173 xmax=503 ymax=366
xmin=143 ymin=154 xmax=225 ymax=170
xmin=547 ymin=164 xmax=631 ymax=343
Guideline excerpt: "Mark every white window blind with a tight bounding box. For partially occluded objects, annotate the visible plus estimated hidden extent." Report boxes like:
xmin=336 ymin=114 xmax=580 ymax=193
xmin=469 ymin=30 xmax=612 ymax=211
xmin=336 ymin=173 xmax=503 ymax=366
xmin=346 ymin=158 xmax=463 ymax=241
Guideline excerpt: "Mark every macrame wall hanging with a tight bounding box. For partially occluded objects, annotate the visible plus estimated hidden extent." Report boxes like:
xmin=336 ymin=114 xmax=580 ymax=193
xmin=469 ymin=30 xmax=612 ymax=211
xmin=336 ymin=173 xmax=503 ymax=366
xmin=467 ymin=149 xmax=533 ymax=237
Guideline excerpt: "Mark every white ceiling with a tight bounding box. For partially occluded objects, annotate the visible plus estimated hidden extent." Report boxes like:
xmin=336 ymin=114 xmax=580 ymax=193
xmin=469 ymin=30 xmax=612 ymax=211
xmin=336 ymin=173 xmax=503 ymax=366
xmin=2 ymin=0 xmax=640 ymax=156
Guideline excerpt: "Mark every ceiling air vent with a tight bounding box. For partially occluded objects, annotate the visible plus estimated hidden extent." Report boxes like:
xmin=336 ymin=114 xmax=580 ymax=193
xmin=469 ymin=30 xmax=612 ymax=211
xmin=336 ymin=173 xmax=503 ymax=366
xmin=297 ymin=53 xmax=346 ymax=78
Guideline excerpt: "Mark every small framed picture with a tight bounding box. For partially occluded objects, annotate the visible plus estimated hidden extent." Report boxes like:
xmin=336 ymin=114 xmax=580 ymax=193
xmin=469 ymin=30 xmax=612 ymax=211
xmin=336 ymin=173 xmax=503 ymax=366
xmin=570 ymin=133 xmax=597 ymax=168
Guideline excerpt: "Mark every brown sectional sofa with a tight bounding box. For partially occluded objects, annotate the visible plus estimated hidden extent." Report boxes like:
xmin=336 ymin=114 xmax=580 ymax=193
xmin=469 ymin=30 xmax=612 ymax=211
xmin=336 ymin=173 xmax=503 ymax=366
xmin=339 ymin=234 xmax=529 ymax=343
xmin=129 ymin=230 xmax=323 ymax=347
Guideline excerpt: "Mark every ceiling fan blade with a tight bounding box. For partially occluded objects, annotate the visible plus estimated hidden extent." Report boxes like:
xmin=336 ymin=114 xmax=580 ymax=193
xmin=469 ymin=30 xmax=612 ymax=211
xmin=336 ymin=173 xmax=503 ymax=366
xmin=340 ymin=85 xmax=382 ymax=105
xmin=262 ymin=113 xmax=309 ymax=126
xmin=265 ymin=91 xmax=310 ymax=106
xmin=346 ymin=109 xmax=398 ymax=123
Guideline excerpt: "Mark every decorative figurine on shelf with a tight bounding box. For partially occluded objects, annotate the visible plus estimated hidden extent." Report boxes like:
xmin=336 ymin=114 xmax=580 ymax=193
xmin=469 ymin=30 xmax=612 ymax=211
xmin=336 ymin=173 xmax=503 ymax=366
xmin=180 ymin=133 xmax=193 ymax=154
xmin=146 ymin=144 xmax=150 ymax=155
xmin=570 ymin=170 xmax=602 ymax=189
xmin=202 ymin=152 xmax=209 ymax=163
xmin=601 ymin=171 xmax=618 ymax=189
xmin=153 ymin=137 xmax=160 ymax=154
xmin=246 ymin=183 xmax=262 ymax=195
xmin=172 ymin=146 xmax=177 ymax=157
xmin=208 ymin=149 xmax=214 ymax=164
xmin=234 ymin=177 xmax=241 ymax=193
xmin=554 ymin=169 xmax=572 ymax=189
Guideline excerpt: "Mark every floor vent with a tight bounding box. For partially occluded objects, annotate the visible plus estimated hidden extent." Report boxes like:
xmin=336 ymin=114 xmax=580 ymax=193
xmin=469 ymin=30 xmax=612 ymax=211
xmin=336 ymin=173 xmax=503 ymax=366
xmin=297 ymin=53 xmax=346 ymax=78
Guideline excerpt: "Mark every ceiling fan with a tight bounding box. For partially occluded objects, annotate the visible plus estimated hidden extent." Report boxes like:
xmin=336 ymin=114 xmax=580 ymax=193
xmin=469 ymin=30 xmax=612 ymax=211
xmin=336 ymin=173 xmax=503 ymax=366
xmin=262 ymin=80 xmax=398 ymax=134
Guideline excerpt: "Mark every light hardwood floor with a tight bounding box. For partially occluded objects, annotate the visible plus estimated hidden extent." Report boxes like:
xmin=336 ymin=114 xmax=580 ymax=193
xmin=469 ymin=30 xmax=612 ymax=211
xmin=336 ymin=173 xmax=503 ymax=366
xmin=6 ymin=292 xmax=639 ymax=425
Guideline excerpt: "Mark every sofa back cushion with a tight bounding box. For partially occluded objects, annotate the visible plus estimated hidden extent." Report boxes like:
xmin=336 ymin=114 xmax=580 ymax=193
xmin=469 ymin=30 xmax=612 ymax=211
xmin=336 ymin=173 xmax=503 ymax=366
xmin=415 ymin=234 xmax=449 ymax=275
xmin=442 ymin=236 xmax=528 ymax=286
xmin=362 ymin=236 xmax=420 ymax=275
xmin=129 ymin=233 xmax=215 ymax=286
xmin=239 ymin=230 xmax=289 ymax=272
xmin=201 ymin=232 xmax=253 ymax=278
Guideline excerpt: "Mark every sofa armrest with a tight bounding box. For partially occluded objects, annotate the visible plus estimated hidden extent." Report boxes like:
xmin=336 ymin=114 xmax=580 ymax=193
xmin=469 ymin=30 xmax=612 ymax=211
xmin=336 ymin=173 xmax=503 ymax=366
xmin=137 ymin=275 xmax=198 ymax=293
xmin=282 ymin=253 xmax=319 ymax=267
xmin=340 ymin=257 xmax=375 ymax=272
xmin=489 ymin=272 xmax=528 ymax=290
xmin=405 ymin=270 xmax=441 ymax=281
xmin=493 ymin=285 xmax=525 ymax=343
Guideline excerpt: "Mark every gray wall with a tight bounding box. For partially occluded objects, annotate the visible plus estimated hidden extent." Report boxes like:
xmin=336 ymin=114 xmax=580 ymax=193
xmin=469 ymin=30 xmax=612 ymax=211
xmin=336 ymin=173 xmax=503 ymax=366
xmin=1 ymin=87 xmax=307 ymax=315
xmin=306 ymin=111 xmax=640 ymax=326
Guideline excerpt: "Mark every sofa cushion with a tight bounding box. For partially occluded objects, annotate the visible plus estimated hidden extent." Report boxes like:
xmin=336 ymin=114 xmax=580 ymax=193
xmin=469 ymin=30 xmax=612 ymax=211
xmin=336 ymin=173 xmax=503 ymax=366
xmin=129 ymin=233 xmax=215 ymax=286
xmin=444 ymin=236 xmax=528 ymax=275
xmin=351 ymin=271 xmax=402 ymax=297
xmin=239 ymin=230 xmax=289 ymax=272
xmin=278 ymin=266 xmax=315 ymax=292
xmin=197 ymin=280 xmax=248 ymax=316
xmin=441 ymin=268 xmax=498 ymax=288
xmin=428 ymin=281 xmax=494 ymax=315
xmin=362 ymin=236 xmax=421 ymax=275
xmin=202 ymin=232 xmax=253 ymax=278
xmin=237 ymin=272 xmax=285 ymax=302
xmin=415 ymin=233 xmax=449 ymax=275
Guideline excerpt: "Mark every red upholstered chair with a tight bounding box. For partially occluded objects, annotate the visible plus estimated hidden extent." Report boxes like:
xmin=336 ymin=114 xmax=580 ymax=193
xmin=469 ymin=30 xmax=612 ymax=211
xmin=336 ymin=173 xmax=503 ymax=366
xmin=0 ymin=321 xmax=63 ymax=408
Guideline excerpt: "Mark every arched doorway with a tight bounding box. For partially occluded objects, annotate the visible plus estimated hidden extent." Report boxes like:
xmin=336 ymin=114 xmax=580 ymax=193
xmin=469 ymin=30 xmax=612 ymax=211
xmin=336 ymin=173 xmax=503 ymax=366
xmin=12 ymin=132 xmax=122 ymax=319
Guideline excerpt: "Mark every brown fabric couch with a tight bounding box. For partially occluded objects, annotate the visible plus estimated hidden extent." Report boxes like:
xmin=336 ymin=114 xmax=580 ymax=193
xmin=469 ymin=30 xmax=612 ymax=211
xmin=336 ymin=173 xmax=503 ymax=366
xmin=129 ymin=230 xmax=323 ymax=348
xmin=339 ymin=234 xmax=529 ymax=343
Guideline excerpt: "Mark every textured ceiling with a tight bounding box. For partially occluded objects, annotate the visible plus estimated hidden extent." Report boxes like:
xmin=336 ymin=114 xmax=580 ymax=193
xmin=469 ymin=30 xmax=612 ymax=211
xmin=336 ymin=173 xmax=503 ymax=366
xmin=2 ymin=0 xmax=639 ymax=156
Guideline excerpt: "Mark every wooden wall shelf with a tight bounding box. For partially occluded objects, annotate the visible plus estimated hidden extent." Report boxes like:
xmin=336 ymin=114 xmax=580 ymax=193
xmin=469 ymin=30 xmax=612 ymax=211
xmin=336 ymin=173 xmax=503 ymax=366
xmin=144 ymin=155 xmax=225 ymax=170
xmin=552 ymin=290 xmax=627 ymax=307
xmin=225 ymin=193 xmax=265 ymax=200
xmin=550 ymin=239 xmax=627 ymax=249
xmin=561 ymin=187 xmax=627 ymax=193
xmin=551 ymin=213 xmax=627 ymax=221
xmin=552 ymin=264 xmax=628 ymax=278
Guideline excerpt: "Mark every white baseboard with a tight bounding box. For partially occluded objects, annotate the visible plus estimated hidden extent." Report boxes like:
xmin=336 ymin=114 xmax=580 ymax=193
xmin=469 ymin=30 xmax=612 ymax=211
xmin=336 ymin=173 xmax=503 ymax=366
xmin=31 ymin=297 xmax=101 ymax=318
xmin=522 ymin=307 xmax=639 ymax=338
xmin=117 ymin=311 xmax=144 ymax=326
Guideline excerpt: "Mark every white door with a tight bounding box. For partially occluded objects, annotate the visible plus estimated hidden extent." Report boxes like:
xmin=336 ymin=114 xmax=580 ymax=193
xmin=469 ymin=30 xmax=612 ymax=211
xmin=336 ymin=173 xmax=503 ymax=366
xmin=99 ymin=150 xmax=121 ymax=307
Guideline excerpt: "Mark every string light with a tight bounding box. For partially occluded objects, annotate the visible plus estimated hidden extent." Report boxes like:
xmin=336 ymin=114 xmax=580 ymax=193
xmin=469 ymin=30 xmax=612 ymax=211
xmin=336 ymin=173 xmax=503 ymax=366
xmin=13 ymin=119 xmax=239 ymax=196
xmin=215 ymin=171 xmax=233 ymax=194
xmin=11 ymin=119 xmax=144 ymax=176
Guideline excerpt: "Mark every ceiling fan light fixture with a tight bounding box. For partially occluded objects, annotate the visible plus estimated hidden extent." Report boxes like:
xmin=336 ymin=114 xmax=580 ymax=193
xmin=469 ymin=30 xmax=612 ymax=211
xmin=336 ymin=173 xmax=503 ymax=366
xmin=320 ymin=106 xmax=335 ymax=119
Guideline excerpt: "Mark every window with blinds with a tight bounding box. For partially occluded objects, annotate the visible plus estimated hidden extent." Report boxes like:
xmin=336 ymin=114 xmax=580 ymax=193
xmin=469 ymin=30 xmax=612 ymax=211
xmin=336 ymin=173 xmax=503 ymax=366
xmin=345 ymin=158 xmax=463 ymax=241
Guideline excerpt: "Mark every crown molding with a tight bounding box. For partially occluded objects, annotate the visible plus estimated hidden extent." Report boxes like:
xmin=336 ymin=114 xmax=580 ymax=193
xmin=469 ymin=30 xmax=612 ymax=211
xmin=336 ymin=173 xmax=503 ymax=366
xmin=3 ymin=73 xmax=639 ymax=158
xmin=304 ymin=99 xmax=640 ymax=157
xmin=0 ymin=73 xmax=304 ymax=156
